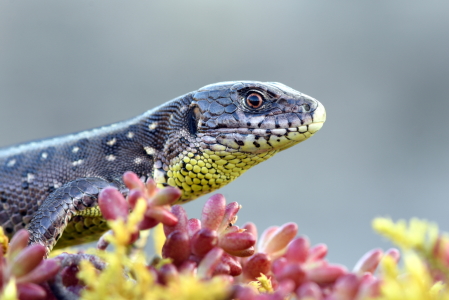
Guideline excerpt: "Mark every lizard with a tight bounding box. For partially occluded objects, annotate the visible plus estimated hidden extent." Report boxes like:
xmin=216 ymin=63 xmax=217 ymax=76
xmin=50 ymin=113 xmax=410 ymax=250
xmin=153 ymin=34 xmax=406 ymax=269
xmin=0 ymin=81 xmax=326 ymax=254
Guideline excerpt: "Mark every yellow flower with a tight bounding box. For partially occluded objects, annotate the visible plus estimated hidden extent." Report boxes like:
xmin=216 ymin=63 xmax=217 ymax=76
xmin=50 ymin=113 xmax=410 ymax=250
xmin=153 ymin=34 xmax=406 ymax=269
xmin=79 ymin=256 xmax=230 ymax=300
xmin=0 ymin=227 xmax=8 ymax=254
xmin=105 ymin=197 xmax=147 ymax=247
xmin=256 ymin=273 xmax=274 ymax=293
xmin=150 ymin=275 xmax=229 ymax=300
xmin=372 ymin=217 xmax=438 ymax=251
xmin=0 ymin=278 xmax=18 ymax=300
xmin=373 ymin=218 xmax=449 ymax=300
xmin=378 ymin=253 xmax=449 ymax=300
xmin=77 ymin=193 xmax=231 ymax=300
xmin=153 ymin=223 xmax=166 ymax=257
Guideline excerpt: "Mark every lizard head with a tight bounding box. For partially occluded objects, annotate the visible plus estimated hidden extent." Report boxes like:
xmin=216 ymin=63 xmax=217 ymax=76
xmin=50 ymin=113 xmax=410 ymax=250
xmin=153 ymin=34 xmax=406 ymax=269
xmin=154 ymin=81 xmax=326 ymax=202
xmin=189 ymin=81 xmax=326 ymax=153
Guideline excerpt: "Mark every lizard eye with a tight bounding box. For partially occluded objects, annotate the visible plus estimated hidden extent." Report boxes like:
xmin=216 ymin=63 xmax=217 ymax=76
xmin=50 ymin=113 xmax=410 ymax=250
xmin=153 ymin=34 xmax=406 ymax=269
xmin=245 ymin=92 xmax=264 ymax=109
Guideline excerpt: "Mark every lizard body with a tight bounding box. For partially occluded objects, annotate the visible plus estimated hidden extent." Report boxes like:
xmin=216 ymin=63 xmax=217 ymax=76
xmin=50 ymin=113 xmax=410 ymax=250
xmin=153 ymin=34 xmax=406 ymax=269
xmin=0 ymin=81 xmax=326 ymax=252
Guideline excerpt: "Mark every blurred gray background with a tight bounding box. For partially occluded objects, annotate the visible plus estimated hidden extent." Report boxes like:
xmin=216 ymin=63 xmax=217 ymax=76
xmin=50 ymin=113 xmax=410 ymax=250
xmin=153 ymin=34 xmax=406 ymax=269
xmin=1 ymin=1 xmax=449 ymax=268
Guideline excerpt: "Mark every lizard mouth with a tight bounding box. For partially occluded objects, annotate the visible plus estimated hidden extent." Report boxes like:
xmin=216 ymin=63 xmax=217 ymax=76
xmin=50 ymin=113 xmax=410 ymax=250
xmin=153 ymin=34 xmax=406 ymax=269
xmin=197 ymin=121 xmax=325 ymax=153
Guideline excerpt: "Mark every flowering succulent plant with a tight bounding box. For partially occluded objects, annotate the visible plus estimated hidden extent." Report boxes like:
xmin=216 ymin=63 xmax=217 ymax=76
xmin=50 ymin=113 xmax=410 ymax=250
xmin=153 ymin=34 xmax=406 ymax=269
xmin=1 ymin=171 xmax=449 ymax=299
xmin=0 ymin=229 xmax=59 ymax=300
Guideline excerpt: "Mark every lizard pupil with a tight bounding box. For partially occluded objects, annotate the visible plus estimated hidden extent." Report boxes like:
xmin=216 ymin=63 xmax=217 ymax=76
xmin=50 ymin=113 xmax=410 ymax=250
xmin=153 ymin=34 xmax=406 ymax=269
xmin=246 ymin=93 xmax=263 ymax=109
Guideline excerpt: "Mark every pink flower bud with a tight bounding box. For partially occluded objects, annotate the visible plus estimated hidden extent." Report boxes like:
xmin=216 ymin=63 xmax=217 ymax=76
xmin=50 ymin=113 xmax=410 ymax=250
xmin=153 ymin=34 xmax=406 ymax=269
xmin=188 ymin=254 xmax=201 ymax=265
xmin=151 ymin=187 xmax=181 ymax=206
xmin=127 ymin=189 xmax=145 ymax=208
xmin=219 ymin=231 xmax=256 ymax=253
xmin=198 ymin=247 xmax=224 ymax=279
xmin=234 ymin=286 xmax=257 ymax=300
xmin=225 ymin=246 xmax=255 ymax=257
xmin=162 ymin=230 xmax=191 ymax=266
xmin=178 ymin=261 xmax=197 ymax=275
xmin=187 ymin=218 xmax=201 ymax=238
xmin=296 ymin=282 xmax=322 ymax=300
xmin=7 ymin=229 xmax=29 ymax=261
xmin=97 ymin=230 xmax=112 ymax=250
xmin=276 ymin=279 xmax=296 ymax=298
xmin=332 ymin=274 xmax=359 ymax=300
xmin=123 ymin=171 xmax=145 ymax=190
xmin=243 ymin=222 xmax=258 ymax=244
xmin=262 ymin=223 xmax=298 ymax=255
xmin=17 ymin=259 xmax=60 ymax=284
xmin=212 ymin=262 xmax=231 ymax=276
xmin=191 ymin=228 xmax=218 ymax=257
xmin=221 ymin=252 xmax=242 ymax=276
xmin=16 ymin=282 xmax=47 ymax=300
xmin=356 ymin=274 xmax=381 ymax=298
xmin=146 ymin=207 xmax=178 ymax=226
xmin=286 ymin=237 xmax=310 ymax=263
xmin=353 ymin=248 xmax=383 ymax=274
xmin=145 ymin=178 xmax=158 ymax=197
xmin=244 ymin=252 xmax=271 ymax=280
xmin=308 ymin=244 xmax=328 ymax=261
xmin=164 ymin=205 xmax=188 ymax=236
xmin=11 ymin=245 xmax=46 ymax=278
xmin=385 ymin=248 xmax=400 ymax=263
xmin=137 ymin=216 xmax=159 ymax=230
xmin=98 ymin=187 xmax=129 ymax=221
xmin=218 ymin=202 xmax=240 ymax=232
xmin=275 ymin=263 xmax=306 ymax=288
xmin=201 ymin=194 xmax=226 ymax=231
xmin=258 ymin=226 xmax=279 ymax=251
xmin=272 ymin=257 xmax=288 ymax=275
xmin=158 ymin=263 xmax=179 ymax=285
xmin=306 ymin=264 xmax=347 ymax=284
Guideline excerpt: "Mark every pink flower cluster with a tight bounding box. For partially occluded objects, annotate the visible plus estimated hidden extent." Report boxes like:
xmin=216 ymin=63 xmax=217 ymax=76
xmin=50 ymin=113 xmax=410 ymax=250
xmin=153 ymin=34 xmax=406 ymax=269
xmin=159 ymin=194 xmax=256 ymax=279
xmin=97 ymin=172 xmax=402 ymax=299
xmin=0 ymin=171 xmax=405 ymax=300
xmin=236 ymin=244 xmax=400 ymax=300
xmin=0 ymin=230 xmax=59 ymax=300
xmin=97 ymin=171 xmax=181 ymax=247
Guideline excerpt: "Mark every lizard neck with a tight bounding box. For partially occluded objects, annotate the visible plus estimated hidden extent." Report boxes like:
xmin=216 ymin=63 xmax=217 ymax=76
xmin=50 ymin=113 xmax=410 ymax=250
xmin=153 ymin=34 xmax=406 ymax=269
xmin=154 ymin=148 xmax=280 ymax=203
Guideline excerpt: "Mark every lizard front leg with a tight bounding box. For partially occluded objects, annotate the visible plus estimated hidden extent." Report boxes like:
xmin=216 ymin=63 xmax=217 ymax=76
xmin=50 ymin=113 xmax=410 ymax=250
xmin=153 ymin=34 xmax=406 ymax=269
xmin=27 ymin=177 xmax=124 ymax=256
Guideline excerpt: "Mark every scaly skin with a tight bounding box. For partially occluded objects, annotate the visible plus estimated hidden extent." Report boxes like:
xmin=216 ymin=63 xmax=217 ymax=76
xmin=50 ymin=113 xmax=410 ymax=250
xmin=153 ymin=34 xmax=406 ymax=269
xmin=0 ymin=81 xmax=326 ymax=253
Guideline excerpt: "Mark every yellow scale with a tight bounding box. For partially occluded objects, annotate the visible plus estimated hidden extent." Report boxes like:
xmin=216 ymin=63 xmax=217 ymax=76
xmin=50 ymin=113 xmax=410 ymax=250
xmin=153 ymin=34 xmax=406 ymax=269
xmin=158 ymin=126 xmax=318 ymax=202
xmin=56 ymin=205 xmax=108 ymax=248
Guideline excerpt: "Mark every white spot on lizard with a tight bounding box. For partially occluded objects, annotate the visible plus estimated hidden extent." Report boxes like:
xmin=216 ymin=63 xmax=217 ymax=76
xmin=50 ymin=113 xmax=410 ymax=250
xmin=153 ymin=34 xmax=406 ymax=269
xmin=27 ymin=173 xmax=35 ymax=182
xmin=148 ymin=122 xmax=158 ymax=131
xmin=144 ymin=146 xmax=155 ymax=155
xmin=106 ymin=138 xmax=117 ymax=146
xmin=72 ymin=159 xmax=84 ymax=166
xmin=127 ymin=131 xmax=135 ymax=139
xmin=6 ymin=159 xmax=16 ymax=167
xmin=52 ymin=180 xmax=62 ymax=189
xmin=72 ymin=146 xmax=80 ymax=153
xmin=106 ymin=155 xmax=116 ymax=161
